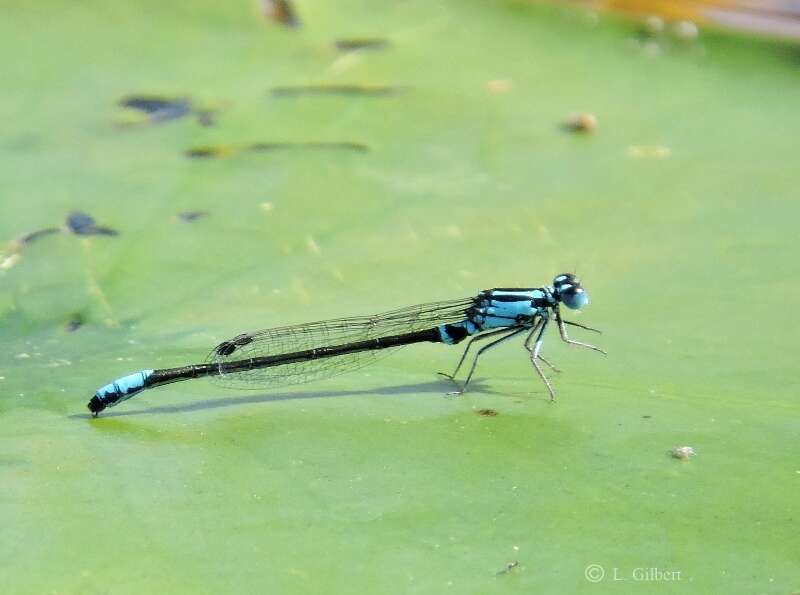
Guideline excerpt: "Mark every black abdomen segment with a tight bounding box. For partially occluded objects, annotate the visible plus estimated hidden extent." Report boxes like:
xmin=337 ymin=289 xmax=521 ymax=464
xmin=145 ymin=327 xmax=444 ymax=389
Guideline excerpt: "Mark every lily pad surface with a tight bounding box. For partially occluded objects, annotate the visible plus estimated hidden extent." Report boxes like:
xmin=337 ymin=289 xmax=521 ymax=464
xmin=1 ymin=1 xmax=798 ymax=594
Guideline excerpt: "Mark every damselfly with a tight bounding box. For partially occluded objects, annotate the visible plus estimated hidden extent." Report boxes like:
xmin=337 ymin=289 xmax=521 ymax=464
xmin=87 ymin=274 xmax=605 ymax=415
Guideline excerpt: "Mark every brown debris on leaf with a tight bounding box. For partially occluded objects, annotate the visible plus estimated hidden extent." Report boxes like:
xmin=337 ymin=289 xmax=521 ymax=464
xmin=562 ymin=112 xmax=597 ymax=133
xmin=484 ymin=79 xmax=513 ymax=94
xmin=670 ymin=446 xmax=696 ymax=460
xmin=186 ymin=142 xmax=369 ymax=159
xmin=1 ymin=211 xmax=118 ymax=271
xmin=333 ymin=38 xmax=389 ymax=52
xmin=15 ymin=228 xmax=61 ymax=247
xmin=261 ymin=0 xmax=300 ymax=28
xmin=477 ymin=409 xmax=498 ymax=417
xmin=271 ymin=84 xmax=399 ymax=97
xmin=496 ymin=560 xmax=519 ymax=576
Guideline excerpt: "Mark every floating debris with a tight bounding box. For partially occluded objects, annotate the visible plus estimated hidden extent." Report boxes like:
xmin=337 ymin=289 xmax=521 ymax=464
xmin=2 ymin=227 xmax=61 ymax=268
xmin=186 ymin=142 xmax=369 ymax=159
xmin=484 ymin=79 xmax=513 ymax=94
xmin=116 ymin=95 xmax=223 ymax=127
xmin=16 ymin=228 xmax=61 ymax=246
xmin=261 ymin=0 xmax=300 ymax=28
xmin=2 ymin=212 xmax=118 ymax=270
xmin=176 ymin=210 xmax=209 ymax=223
xmin=45 ymin=359 xmax=72 ymax=368
xmin=634 ymin=14 xmax=700 ymax=55
xmin=65 ymin=211 xmax=119 ymax=236
xmin=333 ymin=38 xmax=389 ymax=52
xmin=477 ymin=409 xmax=498 ymax=417
xmin=642 ymin=15 xmax=665 ymax=37
xmin=672 ymin=20 xmax=699 ymax=41
xmin=65 ymin=313 xmax=85 ymax=332
xmin=119 ymin=95 xmax=189 ymax=116
xmin=271 ymin=84 xmax=399 ymax=97
xmin=627 ymin=145 xmax=671 ymax=159
xmin=250 ymin=141 xmax=368 ymax=152
xmin=562 ymin=112 xmax=597 ymax=133
xmin=496 ymin=561 xmax=519 ymax=576
xmin=0 ymin=252 xmax=21 ymax=270
xmin=194 ymin=109 xmax=217 ymax=127
xmin=185 ymin=146 xmax=237 ymax=159
xmin=670 ymin=446 xmax=696 ymax=460
xmin=118 ymin=95 xmax=191 ymax=124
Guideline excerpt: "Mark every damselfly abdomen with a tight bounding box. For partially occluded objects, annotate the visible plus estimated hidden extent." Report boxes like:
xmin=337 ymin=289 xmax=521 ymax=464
xmin=87 ymin=274 xmax=604 ymax=415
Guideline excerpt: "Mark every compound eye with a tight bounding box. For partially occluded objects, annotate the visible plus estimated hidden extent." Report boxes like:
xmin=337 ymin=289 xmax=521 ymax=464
xmin=561 ymin=286 xmax=589 ymax=310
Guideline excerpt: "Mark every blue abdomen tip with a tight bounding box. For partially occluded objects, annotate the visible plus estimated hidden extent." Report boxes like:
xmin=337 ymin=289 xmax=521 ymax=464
xmin=94 ymin=370 xmax=154 ymax=407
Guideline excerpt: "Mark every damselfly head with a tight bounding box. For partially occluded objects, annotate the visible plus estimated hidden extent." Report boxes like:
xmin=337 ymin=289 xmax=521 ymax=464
xmin=553 ymin=273 xmax=589 ymax=310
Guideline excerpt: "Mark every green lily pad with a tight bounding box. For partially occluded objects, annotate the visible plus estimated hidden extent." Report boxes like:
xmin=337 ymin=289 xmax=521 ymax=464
xmin=1 ymin=1 xmax=798 ymax=594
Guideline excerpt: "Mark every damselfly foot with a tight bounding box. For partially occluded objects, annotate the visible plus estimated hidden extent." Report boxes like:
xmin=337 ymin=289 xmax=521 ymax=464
xmin=438 ymin=372 xmax=465 ymax=395
xmin=537 ymin=355 xmax=561 ymax=373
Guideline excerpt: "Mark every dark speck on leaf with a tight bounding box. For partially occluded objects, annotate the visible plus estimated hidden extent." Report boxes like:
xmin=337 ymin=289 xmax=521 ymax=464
xmin=66 ymin=211 xmax=94 ymax=232
xmin=270 ymin=84 xmax=399 ymax=97
xmin=186 ymin=142 xmax=368 ymax=159
xmin=186 ymin=146 xmax=228 ymax=159
xmin=120 ymin=96 xmax=171 ymax=113
xmin=119 ymin=95 xmax=191 ymax=123
xmin=496 ymin=560 xmax=519 ymax=576
xmin=333 ymin=39 xmax=389 ymax=52
xmin=65 ymin=211 xmax=119 ymax=236
xmin=477 ymin=409 xmax=498 ymax=417
xmin=249 ymin=141 xmax=369 ymax=153
xmin=186 ymin=147 xmax=222 ymax=159
xmin=65 ymin=313 xmax=85 ymax=332
xmin=177 ymin=211 xmax=209 ymax=223
xmin=195 ymin=110 xmax=216 ymax=127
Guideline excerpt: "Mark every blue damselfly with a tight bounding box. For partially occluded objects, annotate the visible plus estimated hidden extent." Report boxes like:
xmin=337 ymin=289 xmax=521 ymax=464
xmin=87 ymin=274 xmax=604 ymax=415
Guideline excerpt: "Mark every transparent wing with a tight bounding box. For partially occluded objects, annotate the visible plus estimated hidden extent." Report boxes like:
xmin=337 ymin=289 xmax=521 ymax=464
xmin=205 ymin=297 xmax=476 ymax=389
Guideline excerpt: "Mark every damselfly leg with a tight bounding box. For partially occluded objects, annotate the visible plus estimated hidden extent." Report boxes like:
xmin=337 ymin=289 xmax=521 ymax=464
xmin=450 ymin=327 xmax=529 ymax=395
xmin=561 ymin=319 xmax=602 ymax=334
xmin=528 ymin=316 xmax=557 ymax=400
xmin=522 ymin=318 xmax=560 ymax=372
xmin=556 ymin=307 xmax=607 ymax=355
xmin=536 ymin=354 xmax=560 ymax=373
xmin=522 ymin=317 xmax=541 ymax=352
xmin=438 ymin=327 xmax=518 ymax=381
